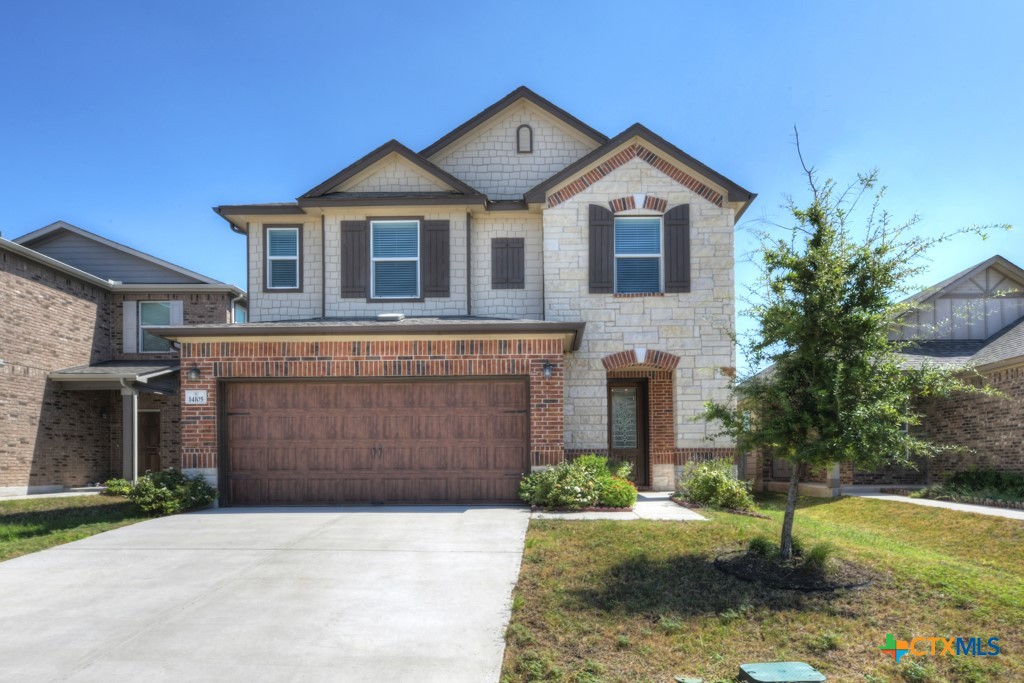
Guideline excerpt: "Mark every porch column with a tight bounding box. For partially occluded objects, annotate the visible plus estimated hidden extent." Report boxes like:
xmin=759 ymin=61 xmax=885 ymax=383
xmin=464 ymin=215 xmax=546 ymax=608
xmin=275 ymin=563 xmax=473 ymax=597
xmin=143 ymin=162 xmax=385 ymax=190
xmin=827 ymin=462 xmax=842 ymax=496
xmin=121 ymin=388 xmax=138 ymax=482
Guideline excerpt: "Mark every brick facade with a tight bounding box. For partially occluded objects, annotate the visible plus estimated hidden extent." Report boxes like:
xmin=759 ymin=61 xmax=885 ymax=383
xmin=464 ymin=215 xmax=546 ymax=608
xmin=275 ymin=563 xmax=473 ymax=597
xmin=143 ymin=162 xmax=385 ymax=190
xmin=1 ymin=243 xmax=236 ymax=491
xmin=0 ymin=247 xmax=113 ymax=490
xmin=178 ymin=337 xmax=566 ymax=478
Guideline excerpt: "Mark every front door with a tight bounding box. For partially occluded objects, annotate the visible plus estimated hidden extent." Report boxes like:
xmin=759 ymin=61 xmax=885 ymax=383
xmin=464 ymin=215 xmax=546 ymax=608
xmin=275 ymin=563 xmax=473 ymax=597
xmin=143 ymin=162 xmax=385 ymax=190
xmin=608 ymin=380 xmax=648 ymax=486
xmin=138 ymin=412 xmax=161 ymax=475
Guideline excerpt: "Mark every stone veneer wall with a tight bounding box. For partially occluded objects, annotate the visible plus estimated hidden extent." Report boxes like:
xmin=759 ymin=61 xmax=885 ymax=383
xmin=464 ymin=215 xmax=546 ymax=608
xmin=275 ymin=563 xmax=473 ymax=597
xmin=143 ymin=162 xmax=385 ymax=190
xmin=249 ymin=220 xmax=323 ymax=321
xmin=429 ymin=103 xmax=598 ymax=199
xmin=542 ymin=157 xmax=737 ymax=477
xmin=0 ymin=247 xmax=114 ymax=490
xmin=470 ymin=213 xmax=543 ymax=318
xmin=178 ymin=338 xmax=566 ymax=480
xmin=337 ymin=157 xmax=449 ymax=194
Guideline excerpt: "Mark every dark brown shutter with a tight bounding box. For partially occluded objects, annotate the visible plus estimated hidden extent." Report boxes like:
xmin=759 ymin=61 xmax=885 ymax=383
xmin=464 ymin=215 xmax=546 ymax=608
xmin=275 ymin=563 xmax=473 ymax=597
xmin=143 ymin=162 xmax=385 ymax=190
xmin=340 ymin=220 xmax=368 ymax=298
xmin=588 ymin=204 xmax=614 ymax=293
xmin=492 ymin=237 xmax=525 ymax=289
xmin=422 ymin=220 xmax=450 ymax=297
xmin=664 ymin=204 xmax=691 ymax=293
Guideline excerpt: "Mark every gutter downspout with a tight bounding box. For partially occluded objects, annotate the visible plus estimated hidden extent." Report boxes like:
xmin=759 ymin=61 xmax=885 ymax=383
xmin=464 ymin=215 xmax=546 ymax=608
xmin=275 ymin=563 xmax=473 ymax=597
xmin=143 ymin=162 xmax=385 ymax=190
xmin=466 ymin=211 xmax=472 ymax=317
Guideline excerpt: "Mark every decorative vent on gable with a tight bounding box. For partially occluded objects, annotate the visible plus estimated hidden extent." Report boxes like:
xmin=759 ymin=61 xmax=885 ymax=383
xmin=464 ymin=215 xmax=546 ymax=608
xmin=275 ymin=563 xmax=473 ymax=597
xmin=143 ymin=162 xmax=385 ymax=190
xmin=516 ymin=124 xmax=533 ymax=154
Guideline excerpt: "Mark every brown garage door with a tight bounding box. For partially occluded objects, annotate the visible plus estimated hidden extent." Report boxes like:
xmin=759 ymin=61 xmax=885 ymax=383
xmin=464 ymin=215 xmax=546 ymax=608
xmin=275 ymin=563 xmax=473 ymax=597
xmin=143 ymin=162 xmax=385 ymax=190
xmin=222 ymin=379 xmax=530 ymax=505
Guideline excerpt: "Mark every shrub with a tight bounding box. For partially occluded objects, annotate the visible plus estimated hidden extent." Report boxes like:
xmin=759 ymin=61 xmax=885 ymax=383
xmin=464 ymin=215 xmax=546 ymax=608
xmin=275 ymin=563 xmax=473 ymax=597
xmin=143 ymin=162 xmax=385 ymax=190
xmin=803 ymin=541 xmax=837 ymax=572
xmin=748 ymin=534 xmax=776 ymax=556
xmin=128 ymin=469 xmax=218 ymax=516
xmin=102 ymin=478 xmax=132 ymax=496
xmin=599 ymin=477 xmax=638 ymax=508
xmin=519 ymin=455 xmax=635 ymax=509
xmin=676 ymin=458 xmax=754 ymax=510
xmin=912 ymin=469 xmax=1024 ymax=503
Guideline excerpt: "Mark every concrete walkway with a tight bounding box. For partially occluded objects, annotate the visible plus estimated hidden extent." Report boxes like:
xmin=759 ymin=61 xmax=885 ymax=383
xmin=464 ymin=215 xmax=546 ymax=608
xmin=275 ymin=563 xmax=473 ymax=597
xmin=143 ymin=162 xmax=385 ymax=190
xmin=850 ymin=493 xmax=1024 ymax=521
xmin=0 ymin=505 xmax=530 ymax=682
xmin=532 ymin=491 xmax=706 ymax=521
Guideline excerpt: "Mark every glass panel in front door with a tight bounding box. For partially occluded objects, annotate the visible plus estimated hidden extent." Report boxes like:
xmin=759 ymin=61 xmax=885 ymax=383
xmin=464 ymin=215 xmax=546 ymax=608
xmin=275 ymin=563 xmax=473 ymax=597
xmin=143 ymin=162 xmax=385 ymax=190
xmin=611 ymin=387 xmax=638 ymax=449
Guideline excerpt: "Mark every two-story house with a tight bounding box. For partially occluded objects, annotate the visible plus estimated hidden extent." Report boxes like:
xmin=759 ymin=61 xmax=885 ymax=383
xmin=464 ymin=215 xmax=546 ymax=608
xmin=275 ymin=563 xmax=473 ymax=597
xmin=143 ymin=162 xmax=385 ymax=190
xmin=0 ymin=221 xmax=244 ymax=495
xmin=158 ymin=87 xmax=756 ymax=505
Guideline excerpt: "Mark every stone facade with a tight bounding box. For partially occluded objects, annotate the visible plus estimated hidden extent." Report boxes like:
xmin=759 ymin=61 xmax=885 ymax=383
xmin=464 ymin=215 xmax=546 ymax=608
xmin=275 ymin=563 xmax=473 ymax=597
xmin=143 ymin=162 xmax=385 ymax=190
xmin=249 ymin=221 xmax=323 ymax=321
xmin=335 ymin=155 xmax=450 ymax=194
xmin=428 ymin=103 xmax=598 ymax=199
xmin=470 ymin=213 xmax=543 ymax=318
xmin=543 ymin=158 xmax=736 ymax=475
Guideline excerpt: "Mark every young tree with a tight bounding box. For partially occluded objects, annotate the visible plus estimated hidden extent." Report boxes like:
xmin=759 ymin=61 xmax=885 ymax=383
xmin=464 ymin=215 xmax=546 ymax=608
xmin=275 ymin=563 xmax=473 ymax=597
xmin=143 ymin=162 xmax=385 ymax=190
xmin=705 ymin=134 xmax=1007 ymax=560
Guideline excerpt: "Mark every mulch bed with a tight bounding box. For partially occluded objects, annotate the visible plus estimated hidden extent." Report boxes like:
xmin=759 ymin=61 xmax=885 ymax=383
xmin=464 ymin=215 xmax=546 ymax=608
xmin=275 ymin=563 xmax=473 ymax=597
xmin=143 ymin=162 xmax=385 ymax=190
xmin=671 ymin=497 xmax=770 ymax=519
xmin=714 ymin=549 xmax=877 ymax=592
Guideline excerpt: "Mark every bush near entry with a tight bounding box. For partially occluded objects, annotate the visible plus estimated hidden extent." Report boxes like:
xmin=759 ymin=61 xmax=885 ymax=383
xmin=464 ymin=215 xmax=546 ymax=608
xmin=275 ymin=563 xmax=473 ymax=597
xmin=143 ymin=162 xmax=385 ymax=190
xmin=519 ymin=455 xmax=638 ymax=509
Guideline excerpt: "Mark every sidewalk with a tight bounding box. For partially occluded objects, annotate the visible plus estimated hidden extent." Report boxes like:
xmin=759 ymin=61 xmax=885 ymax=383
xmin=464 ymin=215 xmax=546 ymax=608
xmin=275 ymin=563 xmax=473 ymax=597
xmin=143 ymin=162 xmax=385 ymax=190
xmin=849 ymin=493 xmax=1024 ymax=521
xmin=531 ymin=492 xmax=707 ymax=521
xmin=0 ymin=487 xmax=103 ymax=502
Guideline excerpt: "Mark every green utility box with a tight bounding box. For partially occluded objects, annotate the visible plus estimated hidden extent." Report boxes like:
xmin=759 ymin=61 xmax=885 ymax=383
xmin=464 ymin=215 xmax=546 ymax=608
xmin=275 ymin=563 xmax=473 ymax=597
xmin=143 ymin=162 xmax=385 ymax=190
xmin=738 ymin=661 xmax=826 ymax=682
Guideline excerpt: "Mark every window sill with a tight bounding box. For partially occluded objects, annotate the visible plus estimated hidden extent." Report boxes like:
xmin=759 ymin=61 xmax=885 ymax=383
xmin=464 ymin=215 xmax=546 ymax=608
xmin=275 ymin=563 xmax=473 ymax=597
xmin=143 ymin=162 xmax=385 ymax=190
xmin=613 ymin=292 xmax=665 ymax=298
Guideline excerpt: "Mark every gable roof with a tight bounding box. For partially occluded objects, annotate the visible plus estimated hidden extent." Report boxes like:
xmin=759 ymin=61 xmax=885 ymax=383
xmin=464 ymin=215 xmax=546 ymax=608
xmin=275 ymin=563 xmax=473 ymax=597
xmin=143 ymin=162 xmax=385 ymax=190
xmin=419 ymin=86 xmax=608 ymax=159
xmin=522 ymin=123 xmax=757 ymax=218
xmin=14 ymin=221 xmax=226 ymax=285
xmin=903 ymin=254 xmax=1024 ymax=305
xmin=299 ymin=140 xmax=485 ymax=201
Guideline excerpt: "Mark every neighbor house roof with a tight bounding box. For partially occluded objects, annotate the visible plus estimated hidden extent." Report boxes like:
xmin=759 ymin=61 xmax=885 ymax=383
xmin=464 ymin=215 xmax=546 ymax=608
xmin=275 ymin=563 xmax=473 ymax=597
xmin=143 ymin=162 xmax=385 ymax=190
xmin=902 ymin=255 xmax=1024 ymax=305
xmin=14 ymin=221 xmax=229 ymax=286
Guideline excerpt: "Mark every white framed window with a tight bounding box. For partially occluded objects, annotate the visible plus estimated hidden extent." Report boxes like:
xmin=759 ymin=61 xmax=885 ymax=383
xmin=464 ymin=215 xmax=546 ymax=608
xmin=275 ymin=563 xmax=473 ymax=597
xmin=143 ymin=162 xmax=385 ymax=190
xmin=371 ymin=220 xmax=420 ymax=299
xmin=614 ymin=216 xmax=662 ymax=294
xmin=139 ymin=301 xmax=172 ymax=353
xmin=265 ymin=226 xmax=300 ymax=290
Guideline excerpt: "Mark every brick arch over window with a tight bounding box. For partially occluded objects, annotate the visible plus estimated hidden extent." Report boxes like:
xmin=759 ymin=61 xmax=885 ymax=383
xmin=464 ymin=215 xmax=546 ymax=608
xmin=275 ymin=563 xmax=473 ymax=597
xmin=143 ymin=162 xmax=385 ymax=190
xmin=602 ymin=348 xmax=680 ymax=372
xmin=608 ymin=195 xmax=669 ymax=214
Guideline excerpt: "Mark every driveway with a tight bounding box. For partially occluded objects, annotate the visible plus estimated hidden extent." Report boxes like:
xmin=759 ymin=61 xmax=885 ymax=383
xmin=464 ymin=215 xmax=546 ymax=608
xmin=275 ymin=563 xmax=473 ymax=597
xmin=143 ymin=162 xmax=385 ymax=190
xmin=0 ymin=505 xmax=530 ymax=682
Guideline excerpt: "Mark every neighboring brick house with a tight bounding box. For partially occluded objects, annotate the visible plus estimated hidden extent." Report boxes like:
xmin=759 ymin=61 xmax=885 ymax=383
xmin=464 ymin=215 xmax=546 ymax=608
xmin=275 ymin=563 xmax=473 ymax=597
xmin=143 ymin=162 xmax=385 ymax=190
xmin=0 ymin=221 xmax=244 ymax=495
xmin=157 ymin=87 xmax=757 ymax=505
xmin=756 ymin=255 xmax=1024 ymax=496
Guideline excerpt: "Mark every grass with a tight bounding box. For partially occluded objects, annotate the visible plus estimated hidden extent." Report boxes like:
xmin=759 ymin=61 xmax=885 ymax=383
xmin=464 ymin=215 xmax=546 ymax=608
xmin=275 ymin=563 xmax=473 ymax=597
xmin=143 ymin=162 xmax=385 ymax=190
xmin=501 ymin=494 xmax=1024 ymax=682
xmin=0 ymin=495 xmax=147 ymax=562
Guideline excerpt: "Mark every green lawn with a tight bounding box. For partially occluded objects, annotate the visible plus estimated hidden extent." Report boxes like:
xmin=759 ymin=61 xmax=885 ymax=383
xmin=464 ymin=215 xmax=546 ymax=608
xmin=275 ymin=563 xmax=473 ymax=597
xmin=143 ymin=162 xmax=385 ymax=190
xmin=502 ymin=494 xmax=1024 ymax=683
xmin=0 ymin=495 xmax=147 ymax=562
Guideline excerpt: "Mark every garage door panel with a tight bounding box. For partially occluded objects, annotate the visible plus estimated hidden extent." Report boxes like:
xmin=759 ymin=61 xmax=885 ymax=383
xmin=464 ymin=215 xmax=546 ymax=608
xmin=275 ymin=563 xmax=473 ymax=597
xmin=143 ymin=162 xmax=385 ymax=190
xmin=224 ymin=379 xmax=529 ymax=505
xmin=418 ymin=479 xmax=449 ymax=502
xmin=229 ymin=447 xmax=264 ymax=472
xmin=493 ymin=446 xmax=527 ymax=471
xmin=265 ymin=479 xmax=304 ymax=504
xmin=416 ymin=446 xmax=449 ymax=471
xmin=306 ymin=478 xmax=338 ymax=503
xmin=340 ymin=447 xmax=374 ymax=471
xmin=340 ymin=478 xmax=373 ymax=503
xmin=267 ymin=448 xmax=299 ymax=472
xmin=380 ymin=447 xmax=412 ymax=471
xmin=307 ymin=448 xmax=339 ymax=472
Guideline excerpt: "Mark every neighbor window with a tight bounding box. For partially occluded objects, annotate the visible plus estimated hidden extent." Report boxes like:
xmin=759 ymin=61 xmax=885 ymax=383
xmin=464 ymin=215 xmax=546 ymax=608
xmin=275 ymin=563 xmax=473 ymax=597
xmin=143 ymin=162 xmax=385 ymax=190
xmin=614 ymin=216 xmax=662 ymax=294
xmin=139 ymin=301 xmax=172 ymax=352
xmin=266 ymin=227 xmax=300 ymax=289
xmin=371 ymin=220 xmax=420 ymax=299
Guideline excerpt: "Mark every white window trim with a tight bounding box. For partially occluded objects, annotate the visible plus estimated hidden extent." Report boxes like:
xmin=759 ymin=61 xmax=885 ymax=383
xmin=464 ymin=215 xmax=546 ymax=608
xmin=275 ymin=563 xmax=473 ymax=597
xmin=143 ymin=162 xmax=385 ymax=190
xmin=370 ymin=219 xmax=421 ymax=300
xmin=613 ymin=216 xmax=663 ymax=294
xmin=138 ymin=301 xmax=172 ymax=354
xmin=266 ymin=227 xmax=300 ymax=290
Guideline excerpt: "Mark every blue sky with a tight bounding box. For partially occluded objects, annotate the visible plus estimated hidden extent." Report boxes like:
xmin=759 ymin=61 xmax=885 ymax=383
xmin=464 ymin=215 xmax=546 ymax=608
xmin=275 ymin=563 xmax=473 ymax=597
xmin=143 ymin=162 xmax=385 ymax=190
xmin=1 ymin=1 xmax=1020 ymax=340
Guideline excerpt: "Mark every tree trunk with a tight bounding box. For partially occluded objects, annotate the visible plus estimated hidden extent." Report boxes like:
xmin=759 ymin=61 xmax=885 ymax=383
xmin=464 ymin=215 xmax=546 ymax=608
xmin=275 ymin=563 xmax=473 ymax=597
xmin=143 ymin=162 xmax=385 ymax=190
xmin=780 ymin=464 xmax=801 ymax=560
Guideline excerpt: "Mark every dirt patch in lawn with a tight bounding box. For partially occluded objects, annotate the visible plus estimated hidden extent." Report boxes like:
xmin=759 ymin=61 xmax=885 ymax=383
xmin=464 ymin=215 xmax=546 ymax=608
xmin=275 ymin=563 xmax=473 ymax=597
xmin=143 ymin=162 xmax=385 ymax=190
xmin=714 ymin=549 xmax=876 ymax=592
